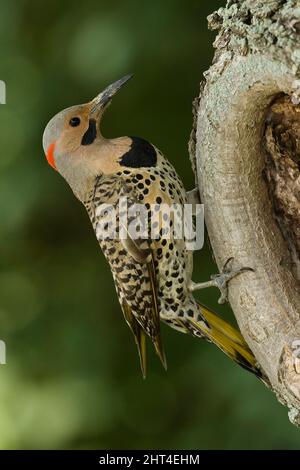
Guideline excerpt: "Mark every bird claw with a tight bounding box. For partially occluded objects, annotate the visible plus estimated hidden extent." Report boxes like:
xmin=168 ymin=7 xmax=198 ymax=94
xmin=189 ymin=257 xmax=254 ymax=303
xmin=211 ymin=257 xmax=255 ymax=304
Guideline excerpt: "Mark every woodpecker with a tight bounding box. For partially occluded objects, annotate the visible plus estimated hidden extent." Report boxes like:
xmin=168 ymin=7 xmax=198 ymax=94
xmin=42 ymin=75 xmax=264 ymax=380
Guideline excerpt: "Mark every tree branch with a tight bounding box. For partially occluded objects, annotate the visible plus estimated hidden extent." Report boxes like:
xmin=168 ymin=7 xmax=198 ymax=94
xmin=191 ymin=0 xmax=300 ymax=425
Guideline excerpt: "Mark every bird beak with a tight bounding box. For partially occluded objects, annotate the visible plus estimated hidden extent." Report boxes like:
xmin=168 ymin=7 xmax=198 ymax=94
xmin=90 ymin=74 xmax=134 ymax=115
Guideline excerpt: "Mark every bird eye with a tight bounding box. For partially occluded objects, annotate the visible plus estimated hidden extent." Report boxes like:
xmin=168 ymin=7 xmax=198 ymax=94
xmin=69 ymin=117 xmax=81 ymax=127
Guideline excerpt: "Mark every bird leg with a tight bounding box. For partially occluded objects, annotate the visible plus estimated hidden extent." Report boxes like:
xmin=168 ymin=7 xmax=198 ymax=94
xmin=189 ymin=257 xmax=254 ymax=304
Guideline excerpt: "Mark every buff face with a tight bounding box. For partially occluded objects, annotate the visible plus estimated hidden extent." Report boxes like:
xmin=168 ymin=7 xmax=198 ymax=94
xmin=43 ymin=104 xmax=91 ymax=170
xmin=42 ymin=75 xmax=134 ymax=200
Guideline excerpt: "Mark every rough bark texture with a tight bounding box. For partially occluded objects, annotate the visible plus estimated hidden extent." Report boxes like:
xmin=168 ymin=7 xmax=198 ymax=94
xmin=190 ymin=0 xmax=300 ymax=425
xmin=264 ymin=95 xmax=300 ymax=279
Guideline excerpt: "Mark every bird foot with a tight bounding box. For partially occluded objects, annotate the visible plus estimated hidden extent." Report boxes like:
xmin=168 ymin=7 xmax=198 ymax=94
xmin=189 ymin=257 xmax=254 ymax=304
xmin=211 ymin=257 xmax=254 ymax=304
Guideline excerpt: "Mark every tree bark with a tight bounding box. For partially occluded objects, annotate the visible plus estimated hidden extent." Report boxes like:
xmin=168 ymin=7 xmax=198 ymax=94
xmin=190 ymin=0 xmax=300 ymax=425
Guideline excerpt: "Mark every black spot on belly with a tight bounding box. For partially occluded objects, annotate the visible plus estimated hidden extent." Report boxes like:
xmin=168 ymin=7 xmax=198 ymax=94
xmin=120 ymin=136 xmax=157 ymax=168
xmin=81 ymin=119 xmax=97 ymax=145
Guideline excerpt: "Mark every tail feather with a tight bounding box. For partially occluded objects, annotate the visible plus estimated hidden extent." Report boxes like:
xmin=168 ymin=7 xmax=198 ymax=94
xmin=122 ymin=300 xmax=147 ymax=378
xmin=181 ymin=301 xmax=266 ymax=380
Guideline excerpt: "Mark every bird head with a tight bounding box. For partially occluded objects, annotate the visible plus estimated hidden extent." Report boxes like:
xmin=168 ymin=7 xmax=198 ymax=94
xmin=42 ymin=74 xmax=133 ymax=199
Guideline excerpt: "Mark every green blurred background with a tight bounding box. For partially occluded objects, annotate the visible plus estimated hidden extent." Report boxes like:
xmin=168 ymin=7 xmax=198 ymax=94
xmin=0 ymin=0 xmax=299 ymax=450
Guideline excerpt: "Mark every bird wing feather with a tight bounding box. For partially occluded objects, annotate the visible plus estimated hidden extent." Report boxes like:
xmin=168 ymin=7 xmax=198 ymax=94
xmin=88 ymin=176 xmax=166 ymax=375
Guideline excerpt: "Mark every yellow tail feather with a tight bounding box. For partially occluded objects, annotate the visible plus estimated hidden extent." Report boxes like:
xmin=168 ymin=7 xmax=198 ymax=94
xmin=189 ymin=302 xmax=266 ymax=380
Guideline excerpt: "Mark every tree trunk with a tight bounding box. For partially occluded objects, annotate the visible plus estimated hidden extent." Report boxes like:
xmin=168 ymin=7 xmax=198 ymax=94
xmin=190 ymin=0 xmax=300 ymax=425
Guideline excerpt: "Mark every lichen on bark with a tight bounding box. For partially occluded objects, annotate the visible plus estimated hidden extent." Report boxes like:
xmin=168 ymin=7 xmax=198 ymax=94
xmin=208 ymin=0 xmax=300 ymax=74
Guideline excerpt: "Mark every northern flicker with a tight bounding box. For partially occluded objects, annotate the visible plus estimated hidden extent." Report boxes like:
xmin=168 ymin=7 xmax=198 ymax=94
xmin=42 ymin=75 xmax=263 ymax=380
